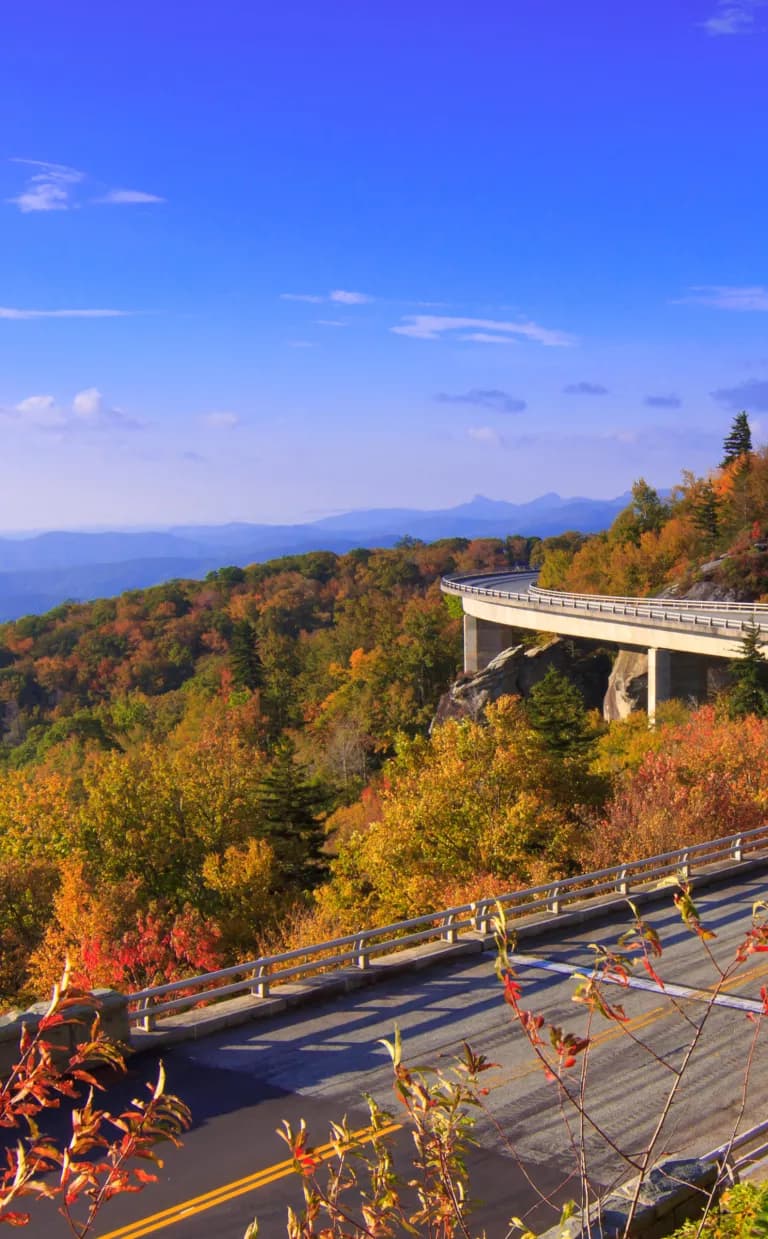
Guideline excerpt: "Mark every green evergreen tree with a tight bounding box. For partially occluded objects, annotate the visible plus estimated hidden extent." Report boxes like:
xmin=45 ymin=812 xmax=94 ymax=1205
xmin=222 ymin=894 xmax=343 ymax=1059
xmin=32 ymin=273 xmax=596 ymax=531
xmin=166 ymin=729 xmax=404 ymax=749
xmin=229 ymin=620 xmax=263 ymax=690
xmin=526 ymin=667 xmax=594 ymax=758
xmin=692 ymin=480 xmax=720 ymax=542
xmin=255 ymin=739 xmax=328 ymax=886
xmin=727 ymin=623 xmax=768 ymax=719
xmin=721 ymin=411 xmax=752 ymax=467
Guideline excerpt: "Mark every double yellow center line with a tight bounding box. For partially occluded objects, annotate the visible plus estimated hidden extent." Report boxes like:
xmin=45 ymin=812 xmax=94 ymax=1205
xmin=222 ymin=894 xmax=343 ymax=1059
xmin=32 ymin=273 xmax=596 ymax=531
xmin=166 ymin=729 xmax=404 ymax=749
xmin=97 ymin=1122 xmax=401 ymax=1238
xmin=98 ymin=956 xmax=768 ymax=1238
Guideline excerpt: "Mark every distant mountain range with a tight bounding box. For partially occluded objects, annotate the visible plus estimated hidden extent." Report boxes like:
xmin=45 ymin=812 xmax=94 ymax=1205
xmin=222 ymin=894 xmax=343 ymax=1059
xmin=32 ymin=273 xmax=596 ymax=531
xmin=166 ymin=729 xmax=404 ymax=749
xmin=0 ymin=491 xmax=632 ymax=621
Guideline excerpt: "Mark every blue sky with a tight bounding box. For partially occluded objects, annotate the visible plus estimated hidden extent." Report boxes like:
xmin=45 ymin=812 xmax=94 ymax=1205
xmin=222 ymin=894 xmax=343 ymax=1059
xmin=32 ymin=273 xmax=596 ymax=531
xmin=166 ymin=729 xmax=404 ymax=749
xmin=1 ymin=0 xmax=767 ymax=529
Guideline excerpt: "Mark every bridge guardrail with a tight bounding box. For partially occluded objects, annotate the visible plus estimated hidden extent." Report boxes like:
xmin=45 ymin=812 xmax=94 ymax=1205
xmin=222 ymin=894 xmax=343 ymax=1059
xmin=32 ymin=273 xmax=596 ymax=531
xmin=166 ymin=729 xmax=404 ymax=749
xmin=441 ymin=574 xmax=768 ymax=637
xmin=706 ymin=1116 xmax=768 ymax=1179
xmin=128 ymin=825 xmax=768 ymax=1031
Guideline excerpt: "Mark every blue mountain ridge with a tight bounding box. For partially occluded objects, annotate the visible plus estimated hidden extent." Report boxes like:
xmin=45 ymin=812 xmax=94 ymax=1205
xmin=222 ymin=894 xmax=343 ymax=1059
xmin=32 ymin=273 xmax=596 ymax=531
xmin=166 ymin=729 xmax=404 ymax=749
xmin=0 ymin=491 xmax=633 ymax=621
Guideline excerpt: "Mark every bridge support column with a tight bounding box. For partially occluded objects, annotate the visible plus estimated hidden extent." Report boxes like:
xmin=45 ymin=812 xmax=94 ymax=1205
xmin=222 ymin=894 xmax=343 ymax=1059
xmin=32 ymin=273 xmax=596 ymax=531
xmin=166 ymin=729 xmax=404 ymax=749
xmin=463 ymin=614 xmax=513 ymax=674
xmin=647 ymin=647 xmax=671 ymax=723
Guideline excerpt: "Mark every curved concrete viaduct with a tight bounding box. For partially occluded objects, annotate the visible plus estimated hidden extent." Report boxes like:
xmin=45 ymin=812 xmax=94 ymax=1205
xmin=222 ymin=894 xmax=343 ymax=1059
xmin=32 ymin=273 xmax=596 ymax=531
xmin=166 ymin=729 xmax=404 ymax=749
xmin=441 ymin=572 xmax=768 ymax=717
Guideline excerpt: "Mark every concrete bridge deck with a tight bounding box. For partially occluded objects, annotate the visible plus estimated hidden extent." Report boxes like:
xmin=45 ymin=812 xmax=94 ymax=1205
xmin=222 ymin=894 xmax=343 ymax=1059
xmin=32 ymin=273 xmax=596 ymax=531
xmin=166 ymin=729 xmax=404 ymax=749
xmin=441 ymin=571 xmax=768 ymax=715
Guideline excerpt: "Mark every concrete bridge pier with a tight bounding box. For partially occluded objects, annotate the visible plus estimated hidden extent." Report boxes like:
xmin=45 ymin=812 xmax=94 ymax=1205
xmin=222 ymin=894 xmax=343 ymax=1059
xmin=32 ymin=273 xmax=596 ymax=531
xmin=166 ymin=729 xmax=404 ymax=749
xmin=647 ymin=647 xmax=671 ymax=722
xmin=463 ymin=614 xmax=513 ymax=674
xmin=643 ymin=647 xmax=722 ymax=722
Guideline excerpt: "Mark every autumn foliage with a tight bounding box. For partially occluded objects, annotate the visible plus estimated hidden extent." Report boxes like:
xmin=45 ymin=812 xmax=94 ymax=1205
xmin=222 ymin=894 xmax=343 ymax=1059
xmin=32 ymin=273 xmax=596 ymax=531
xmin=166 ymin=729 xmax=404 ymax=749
xmin=0 ymin=973 xmax=189 ymax=1233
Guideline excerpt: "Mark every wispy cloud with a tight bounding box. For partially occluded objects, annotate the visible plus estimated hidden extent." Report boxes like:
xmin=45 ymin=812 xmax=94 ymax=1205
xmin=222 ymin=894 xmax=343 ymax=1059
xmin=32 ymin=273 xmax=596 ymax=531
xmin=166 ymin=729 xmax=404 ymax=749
xmin=436 ymin=388 xmax=526 ymax=414
xmin=94 ymin=189 xmax=166 ymax=205
xmin=702 ymin=0 xmax=766 ymax=35
xmin=316 ymin=319 xmax=347 ymax=327
xmin=11 ymin=387 xmax=142 ymax=433
xmin=645 ymin=393 xmax=682 ymax=409
xmin=330 ymin=289 xmax=371 ymax=304
xmin=467 ymin=426 xmax=503 ymax=446
xmin=281 ymin=289 xmax=372 ymax=305
xmin=711 ymin=378 xmax=768 ymax=410
xmin=392 ymin=314 xmax=574 ymax=347
xmin=201 ymin=411 xmax=240 ymax=429
xmin=563 ymin=380 xmax=609 ymax=395
xmin=7 ymin=159 xmax=83 ymax=212
xmin=0 ymin=306 xmax=133 ymax=319
xmin=7 ymin=158 xmax=164 ymax=213
xmin=675 ymin=285 xmax=768 ymax=310
xmin=461 ymin=332 xmax=518 ymax=344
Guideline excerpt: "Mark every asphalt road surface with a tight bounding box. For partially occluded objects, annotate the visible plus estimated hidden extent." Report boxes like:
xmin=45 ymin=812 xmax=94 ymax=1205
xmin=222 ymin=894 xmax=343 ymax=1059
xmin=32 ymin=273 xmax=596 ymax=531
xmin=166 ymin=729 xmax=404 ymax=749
xmin=20 ymin=870 xmax=768 ymax=1239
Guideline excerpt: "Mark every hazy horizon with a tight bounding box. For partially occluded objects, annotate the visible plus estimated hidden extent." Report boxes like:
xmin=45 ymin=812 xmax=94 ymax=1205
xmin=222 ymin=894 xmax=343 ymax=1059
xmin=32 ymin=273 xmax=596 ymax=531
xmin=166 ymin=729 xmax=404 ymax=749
xmin=1 ymin=1 xmax=766 ymax=530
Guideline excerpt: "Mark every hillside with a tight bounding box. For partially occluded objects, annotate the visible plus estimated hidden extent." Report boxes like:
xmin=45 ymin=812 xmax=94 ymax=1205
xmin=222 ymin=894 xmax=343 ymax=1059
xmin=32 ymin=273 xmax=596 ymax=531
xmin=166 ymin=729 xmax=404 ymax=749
xmin=2 ymin=422 xmax=768 ymax=1013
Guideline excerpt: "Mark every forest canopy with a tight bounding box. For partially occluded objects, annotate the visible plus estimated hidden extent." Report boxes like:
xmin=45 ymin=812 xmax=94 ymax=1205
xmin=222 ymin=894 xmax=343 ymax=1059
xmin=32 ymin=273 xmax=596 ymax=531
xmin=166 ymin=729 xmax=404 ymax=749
xmin=2 ymin=416 xmax=768 ymax=1010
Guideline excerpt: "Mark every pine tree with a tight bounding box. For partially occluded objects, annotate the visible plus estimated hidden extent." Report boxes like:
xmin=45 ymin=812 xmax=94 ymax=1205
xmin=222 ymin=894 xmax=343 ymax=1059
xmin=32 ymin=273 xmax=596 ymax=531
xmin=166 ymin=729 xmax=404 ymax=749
xmin=255 ymin=739 xmax=328 ymax=886
xmin=721 ymin=411 xmax=752 ymax=467
xmin=727 ymin=623 xmax=768 ymax=719
xmin=229 ymin=620 xmax=263 ymax=690
xmin=526 ymin=667 xmax=594 ymax=758
xmin=692 ymin=480 xmax=720 ymax=542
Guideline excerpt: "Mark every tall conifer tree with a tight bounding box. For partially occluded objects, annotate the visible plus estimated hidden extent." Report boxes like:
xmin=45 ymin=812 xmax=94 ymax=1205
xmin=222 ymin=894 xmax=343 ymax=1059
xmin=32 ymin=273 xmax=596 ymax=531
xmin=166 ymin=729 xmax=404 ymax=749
xmin=721 ymin=412 xmax=752 ymax=467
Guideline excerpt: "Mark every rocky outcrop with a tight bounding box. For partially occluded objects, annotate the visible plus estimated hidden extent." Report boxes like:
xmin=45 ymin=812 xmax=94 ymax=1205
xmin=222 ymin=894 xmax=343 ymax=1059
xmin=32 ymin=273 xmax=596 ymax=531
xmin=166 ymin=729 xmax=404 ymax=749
xmin=601 ymin=578 xmax=741 ymax=720
xmin=432 ymin=638 xmax=611 ymax=729
xmin=603 ymin=649 xmax=648 ymax=720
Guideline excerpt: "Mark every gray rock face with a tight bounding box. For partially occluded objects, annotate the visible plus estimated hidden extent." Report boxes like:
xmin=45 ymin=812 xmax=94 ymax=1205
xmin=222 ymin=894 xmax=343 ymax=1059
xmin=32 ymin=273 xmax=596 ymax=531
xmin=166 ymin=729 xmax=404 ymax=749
xmin=603 ymin=649 xmax=648 ymax=721
xmin=432 ymin=638 xmax=610 ymax=729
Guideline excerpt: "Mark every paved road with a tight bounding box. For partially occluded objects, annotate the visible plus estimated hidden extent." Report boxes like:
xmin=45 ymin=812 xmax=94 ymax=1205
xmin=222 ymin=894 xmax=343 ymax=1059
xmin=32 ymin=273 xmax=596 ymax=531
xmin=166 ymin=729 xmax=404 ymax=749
xmin=22 ymin=871 xmax=768 ymax=1239
xmin=444 ymin=571 xmax=768 ymax=639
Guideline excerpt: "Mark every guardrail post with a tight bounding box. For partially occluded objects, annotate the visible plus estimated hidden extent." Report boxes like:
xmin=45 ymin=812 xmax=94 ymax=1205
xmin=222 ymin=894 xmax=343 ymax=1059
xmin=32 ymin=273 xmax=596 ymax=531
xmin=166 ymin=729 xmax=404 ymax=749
xmin=733 ymin=835 xmax=743 ymax=863
xmin=548 ymin=886 xmax=561 ymax=915
xmin=474 ymin=902 xmax=492 ymax=935
xmin=443 ymin=913 xmax=458 ymax=944
xmin=251 ymin=964 xmax=270 ymax=998
xmin=139 ymin=998 xmax=155 ymax=1032
xmin=356 ymin=937 xmax=370 ymax=969
xmin=680 ymin=851 xmax=690 ymax=880
xmin=618 ymin=867 xmax=629 ymax=896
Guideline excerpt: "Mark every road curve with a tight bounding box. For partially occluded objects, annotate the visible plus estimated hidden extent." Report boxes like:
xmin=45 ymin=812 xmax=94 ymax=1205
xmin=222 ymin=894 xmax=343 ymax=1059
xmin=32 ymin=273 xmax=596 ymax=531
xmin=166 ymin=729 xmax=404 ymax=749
xmin=21 ymin=869 xmax=768 ymax=1239
xmin=443 ymin=571 xmax=768 ymax=635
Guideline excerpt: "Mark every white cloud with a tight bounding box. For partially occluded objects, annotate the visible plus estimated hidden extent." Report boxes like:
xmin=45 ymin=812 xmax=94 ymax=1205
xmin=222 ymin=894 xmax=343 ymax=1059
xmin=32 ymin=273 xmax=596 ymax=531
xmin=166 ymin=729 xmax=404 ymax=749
xmin=72 ymin=387 xmax=142 ymax=430
xmin=702 ymin=1 xmax=765 ymax=34
xmin=391 ymin=314 xmax=575 ymax=347
xmin=329 ymin=290 xmax=371 ymax=304
xmin=7 ymin=158 xmax=164 ymax=213
xmin=202 ymin=411 xmax=240 ymax=428
xmin=675 ymin=285 xmax=768 ymax=310
xmin=72 ymin=387 xmax=104 ymax=419
xmin=7 ymin=159 xmax=84 ymax=212
xmin=281 ymin=289 xmax=373 ymax=305
xmin=15 ymin=395 xmax=65 ymax=427
xmin=460 ymin=332 xmax=517 ymax=344
xmin=0 ymin=306 xmax=133 ymax=319
xmin=94 ymin=189 xmax=166 ymax=205
xmin=467 ymin=426 xmax=503 ymax=446
xmin=316 ymin=319 xmax=347 ymax=327
xmin=11 ymin=388 xmax=141 ymax=433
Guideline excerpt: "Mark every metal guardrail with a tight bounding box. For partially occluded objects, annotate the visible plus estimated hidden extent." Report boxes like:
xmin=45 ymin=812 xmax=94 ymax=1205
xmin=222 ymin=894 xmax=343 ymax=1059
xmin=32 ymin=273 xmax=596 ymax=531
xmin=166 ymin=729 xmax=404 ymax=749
xmin=128 ymin=825 xmax=768 ymax=1031
xmin=441 ymin=573 xmax=768 ymax=638
xmin=706 ymin=1117 xmax=768 ymax=1179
